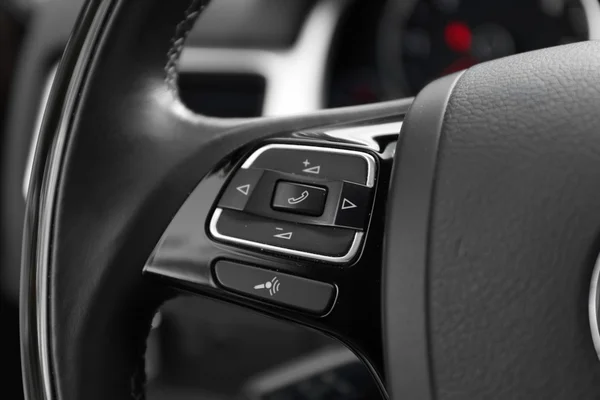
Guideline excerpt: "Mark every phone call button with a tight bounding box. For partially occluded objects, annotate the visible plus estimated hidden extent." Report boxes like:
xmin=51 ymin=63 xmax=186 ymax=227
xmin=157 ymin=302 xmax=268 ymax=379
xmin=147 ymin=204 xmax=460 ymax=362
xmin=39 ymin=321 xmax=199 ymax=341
xmin=272 ymin=181 xmax=327 ymax=216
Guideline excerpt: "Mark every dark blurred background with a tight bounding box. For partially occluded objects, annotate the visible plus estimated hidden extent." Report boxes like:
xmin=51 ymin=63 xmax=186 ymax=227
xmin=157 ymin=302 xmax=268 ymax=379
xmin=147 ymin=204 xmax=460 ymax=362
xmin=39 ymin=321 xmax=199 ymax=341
xmin=0 ymin=1 xmax=27 ymax=397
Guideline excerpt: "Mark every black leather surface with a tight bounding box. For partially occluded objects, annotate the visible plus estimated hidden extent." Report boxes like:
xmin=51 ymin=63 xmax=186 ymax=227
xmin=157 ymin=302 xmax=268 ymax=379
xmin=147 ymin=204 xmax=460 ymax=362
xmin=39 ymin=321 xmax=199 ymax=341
xmin=42 ymin=2 xmax=219 ymax=399
xmin=428 ymin=42 xmax=600 ymax=398
xmin=3 ymin=0 xmax=317 ymax=307
xmin=21 ymin=1 xmax=407 ymax=399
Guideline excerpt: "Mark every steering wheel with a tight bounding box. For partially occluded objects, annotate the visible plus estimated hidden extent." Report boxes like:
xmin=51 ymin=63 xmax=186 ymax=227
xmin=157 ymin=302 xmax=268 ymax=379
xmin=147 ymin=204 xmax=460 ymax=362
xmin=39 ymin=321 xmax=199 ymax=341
xmin=20 ymin=0 xmax=600 ymax=399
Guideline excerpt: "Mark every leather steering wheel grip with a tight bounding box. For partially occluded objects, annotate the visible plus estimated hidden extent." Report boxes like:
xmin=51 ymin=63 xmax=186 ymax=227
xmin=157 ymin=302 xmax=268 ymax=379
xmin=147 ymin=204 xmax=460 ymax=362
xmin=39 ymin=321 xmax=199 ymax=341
xmin=22 ymin=1 xmax=218 ymax=399
xmin=20 ymin=1 xmax=407 ymax=399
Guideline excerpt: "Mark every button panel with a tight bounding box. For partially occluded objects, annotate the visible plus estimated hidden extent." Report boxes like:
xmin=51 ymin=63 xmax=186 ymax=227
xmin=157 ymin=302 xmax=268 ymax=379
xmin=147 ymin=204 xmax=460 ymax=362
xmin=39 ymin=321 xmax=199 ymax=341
xmin=214 ymin=260 xmax=335 ymax=314
xmin=211 ymin=144 xmax=376 ymax=263
xmin=211 ymin=209 xmax=360 ymax=262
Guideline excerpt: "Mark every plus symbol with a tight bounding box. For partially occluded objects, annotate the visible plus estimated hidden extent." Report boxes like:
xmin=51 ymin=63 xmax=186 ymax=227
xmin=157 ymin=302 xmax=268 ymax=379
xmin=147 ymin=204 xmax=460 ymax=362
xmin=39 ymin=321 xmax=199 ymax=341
xmin=302 ymin=159 xmax=310 ymax=167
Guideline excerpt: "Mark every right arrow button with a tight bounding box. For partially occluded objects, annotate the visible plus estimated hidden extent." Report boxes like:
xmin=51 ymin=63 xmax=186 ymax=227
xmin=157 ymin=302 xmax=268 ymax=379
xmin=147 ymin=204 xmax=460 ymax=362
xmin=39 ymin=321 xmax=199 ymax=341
xmin=334 ymin=182 xmax=372 ymax=230
xmin=341 ymin=198 xmax=357 ymax=210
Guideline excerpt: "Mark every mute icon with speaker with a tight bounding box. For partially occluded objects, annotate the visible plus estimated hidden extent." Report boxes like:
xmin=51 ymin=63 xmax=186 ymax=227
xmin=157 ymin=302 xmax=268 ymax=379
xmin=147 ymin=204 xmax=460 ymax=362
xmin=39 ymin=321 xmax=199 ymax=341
xmin=254 ymin=277 xmax=281 ymax=296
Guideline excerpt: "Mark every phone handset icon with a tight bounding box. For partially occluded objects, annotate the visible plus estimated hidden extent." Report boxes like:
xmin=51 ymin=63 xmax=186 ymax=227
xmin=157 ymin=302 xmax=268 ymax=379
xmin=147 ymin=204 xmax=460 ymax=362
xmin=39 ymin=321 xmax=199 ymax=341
xmin=287 ymin=190 xmax=309 ymax=205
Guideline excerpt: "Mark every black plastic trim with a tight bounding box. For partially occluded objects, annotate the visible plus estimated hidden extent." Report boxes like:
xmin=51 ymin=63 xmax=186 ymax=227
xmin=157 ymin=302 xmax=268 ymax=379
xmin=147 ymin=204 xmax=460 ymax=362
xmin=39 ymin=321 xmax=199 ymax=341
xmin=383 ymin=71 xmax=464 ymax=400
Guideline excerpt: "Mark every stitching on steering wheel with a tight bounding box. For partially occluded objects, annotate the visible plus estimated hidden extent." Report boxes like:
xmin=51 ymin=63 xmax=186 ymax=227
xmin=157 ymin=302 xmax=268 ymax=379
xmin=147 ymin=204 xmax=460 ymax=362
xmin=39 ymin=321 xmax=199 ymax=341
xmin=165 ymin=0 xmax=211 ymax=95
xmin=129 ymin=3 xmax=212 ymax=398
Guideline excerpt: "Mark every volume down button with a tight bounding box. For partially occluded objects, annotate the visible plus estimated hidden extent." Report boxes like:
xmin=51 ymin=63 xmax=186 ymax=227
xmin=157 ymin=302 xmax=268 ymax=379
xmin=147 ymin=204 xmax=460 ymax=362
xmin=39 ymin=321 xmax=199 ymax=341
xmin=210 ymin=209 xmax=362 ymax=263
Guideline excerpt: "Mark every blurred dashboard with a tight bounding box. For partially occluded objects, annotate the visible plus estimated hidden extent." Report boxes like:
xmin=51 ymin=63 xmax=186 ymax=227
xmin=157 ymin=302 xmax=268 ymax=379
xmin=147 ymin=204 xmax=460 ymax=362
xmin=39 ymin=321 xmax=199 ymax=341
xmin=327 ymin=0 xmax=600 ymax=107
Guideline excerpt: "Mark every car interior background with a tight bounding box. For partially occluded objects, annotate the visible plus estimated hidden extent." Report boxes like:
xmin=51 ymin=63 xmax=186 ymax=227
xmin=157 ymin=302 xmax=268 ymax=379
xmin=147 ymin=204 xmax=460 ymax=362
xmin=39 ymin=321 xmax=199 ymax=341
xmin=1 ymin=0 xmax=596 ymax=399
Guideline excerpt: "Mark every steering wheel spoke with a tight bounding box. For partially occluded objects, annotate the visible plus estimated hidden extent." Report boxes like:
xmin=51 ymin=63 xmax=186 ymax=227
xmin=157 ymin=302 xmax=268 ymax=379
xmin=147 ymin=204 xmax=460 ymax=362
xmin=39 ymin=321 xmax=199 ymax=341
xmin=144 ymin=115 xmax=406 ymax=393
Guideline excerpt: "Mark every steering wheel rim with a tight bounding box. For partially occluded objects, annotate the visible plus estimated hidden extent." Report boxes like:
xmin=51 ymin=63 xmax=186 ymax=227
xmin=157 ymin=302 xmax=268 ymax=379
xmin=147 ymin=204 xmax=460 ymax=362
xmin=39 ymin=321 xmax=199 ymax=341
xmin=21 ymin=0 xmax=600 ymax=399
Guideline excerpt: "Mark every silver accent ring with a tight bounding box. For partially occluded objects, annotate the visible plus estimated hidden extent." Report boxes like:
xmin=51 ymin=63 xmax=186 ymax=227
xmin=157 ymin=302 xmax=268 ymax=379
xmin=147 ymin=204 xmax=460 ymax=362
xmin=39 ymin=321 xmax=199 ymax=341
xmin=211 ymin=143 xmax=378 ymax=263
xmin=589 ymin=253 xmax=600 ymax=359
xmin=241 ymin=143 xmax=377 ymax=188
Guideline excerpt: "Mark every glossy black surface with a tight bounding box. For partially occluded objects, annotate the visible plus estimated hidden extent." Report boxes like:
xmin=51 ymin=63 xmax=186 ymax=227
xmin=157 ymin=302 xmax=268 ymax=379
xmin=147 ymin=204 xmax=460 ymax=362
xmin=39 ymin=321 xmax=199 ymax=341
xmin=218 ymin=168 xmax=264 ymax=210
xmin=271 ymin=181 xmax=327 ymax=217
xmin=144 ymin=119 xmax=403 ymax=391
xmin=214 ymin=260 xmax=335 ymax=314
xmin=217 ymin=165 xmax=374 ymax=231
xmin=214 ymin=209 xmax=357 ymax=258
xmin=223 ymin=169 xmax=348 ymax=226
xmin=334 ymin=181 xmax=371 ymax=229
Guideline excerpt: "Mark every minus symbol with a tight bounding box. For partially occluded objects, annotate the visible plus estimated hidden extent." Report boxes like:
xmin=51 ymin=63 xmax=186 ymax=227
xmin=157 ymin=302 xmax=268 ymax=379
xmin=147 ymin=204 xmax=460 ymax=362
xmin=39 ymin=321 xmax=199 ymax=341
xmin=276 ymin=227 xmax=283 ymax=231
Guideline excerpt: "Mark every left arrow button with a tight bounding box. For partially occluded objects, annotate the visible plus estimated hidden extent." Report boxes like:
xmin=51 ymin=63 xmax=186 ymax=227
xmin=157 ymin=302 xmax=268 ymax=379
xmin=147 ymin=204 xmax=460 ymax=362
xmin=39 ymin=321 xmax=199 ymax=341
xmin=218 ymin=168 xmax=264 ymax=211
xmin=236 ymin=184 xmax=250 ymax=196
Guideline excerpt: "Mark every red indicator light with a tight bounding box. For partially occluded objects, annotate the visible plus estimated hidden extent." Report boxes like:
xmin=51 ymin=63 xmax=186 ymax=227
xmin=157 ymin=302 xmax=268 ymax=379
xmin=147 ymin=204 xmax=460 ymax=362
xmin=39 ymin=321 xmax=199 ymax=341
xmin=445 ymin=22 xmax=472 ymax=53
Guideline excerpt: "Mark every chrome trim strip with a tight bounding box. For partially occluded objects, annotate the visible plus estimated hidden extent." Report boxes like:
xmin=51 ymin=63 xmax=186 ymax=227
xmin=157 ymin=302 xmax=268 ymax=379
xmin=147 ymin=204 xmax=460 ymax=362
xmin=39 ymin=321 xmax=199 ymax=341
xmin=23 ymin=66 xmax=57 ymax=199
xmin=24 ymin=1 xmax=116 ymax=399
xmin=589 ymin=253 xmax=600 ymax=359
xmin=241 ymin=144 xmax=377 ymax=188
xmin=209 ymin=208 xmax=364 ymax=264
